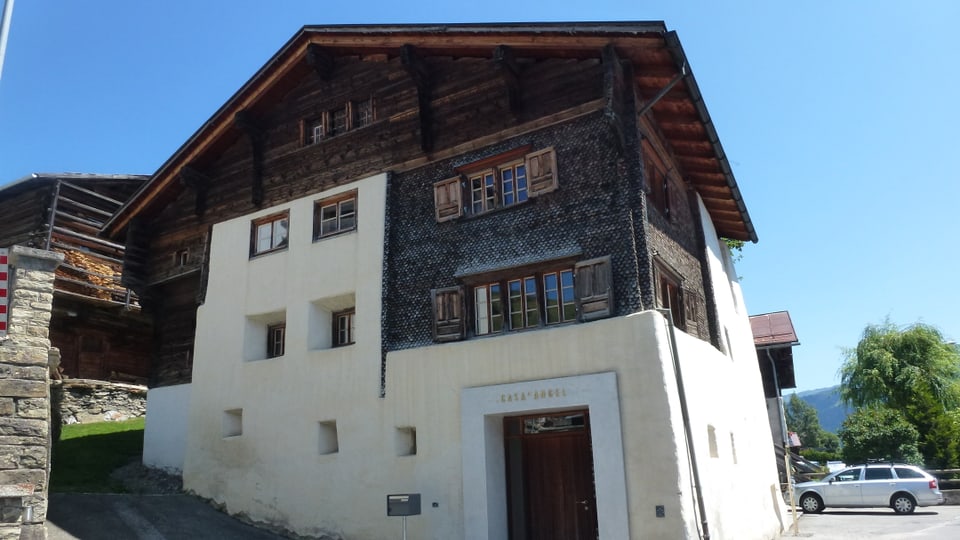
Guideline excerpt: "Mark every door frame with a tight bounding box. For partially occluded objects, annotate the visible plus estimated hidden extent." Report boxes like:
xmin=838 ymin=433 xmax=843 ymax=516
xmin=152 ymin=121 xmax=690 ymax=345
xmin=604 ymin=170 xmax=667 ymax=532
xmin=461 ymin=372 xmax=629 ymax=540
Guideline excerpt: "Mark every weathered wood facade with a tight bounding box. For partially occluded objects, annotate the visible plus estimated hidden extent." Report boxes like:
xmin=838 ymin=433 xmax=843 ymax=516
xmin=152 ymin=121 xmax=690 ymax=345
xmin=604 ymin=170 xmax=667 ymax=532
xmin=0 ymin=174 xmax=153 ymax=381
xmin=105 ymin=23 xmax=757 ymax=388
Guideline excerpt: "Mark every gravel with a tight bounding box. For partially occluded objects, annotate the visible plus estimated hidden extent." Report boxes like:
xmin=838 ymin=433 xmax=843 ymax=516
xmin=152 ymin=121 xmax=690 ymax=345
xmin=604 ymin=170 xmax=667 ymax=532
xmin=109 ymin=461 xmax=183 ymax=494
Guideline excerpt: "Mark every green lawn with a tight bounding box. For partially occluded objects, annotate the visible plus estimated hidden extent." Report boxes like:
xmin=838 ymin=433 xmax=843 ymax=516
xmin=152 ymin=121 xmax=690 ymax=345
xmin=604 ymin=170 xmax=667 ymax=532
xmin=49 ymin=418 xmax=145 ymax=493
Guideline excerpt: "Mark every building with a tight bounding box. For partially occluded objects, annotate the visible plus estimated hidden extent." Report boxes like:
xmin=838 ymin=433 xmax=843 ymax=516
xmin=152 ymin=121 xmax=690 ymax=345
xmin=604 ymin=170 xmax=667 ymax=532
xmin=0 ymin=173 xmax=152 ymax=381
xmin=105 ymin=23 xmax=786 ymax=539
xmin=751 ymin=310 xmax=800 ymax=487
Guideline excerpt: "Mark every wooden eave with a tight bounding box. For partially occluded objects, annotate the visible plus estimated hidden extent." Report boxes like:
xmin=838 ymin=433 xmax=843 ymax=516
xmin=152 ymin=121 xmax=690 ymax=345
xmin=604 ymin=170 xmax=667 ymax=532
xmin=104 ymin=22 xmax=756 ymax=242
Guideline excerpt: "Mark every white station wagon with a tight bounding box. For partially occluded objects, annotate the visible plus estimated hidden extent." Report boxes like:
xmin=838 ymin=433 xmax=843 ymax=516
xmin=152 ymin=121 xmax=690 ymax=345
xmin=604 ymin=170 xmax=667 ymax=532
xmin=794 ymin=463 xmax=945 ymax=514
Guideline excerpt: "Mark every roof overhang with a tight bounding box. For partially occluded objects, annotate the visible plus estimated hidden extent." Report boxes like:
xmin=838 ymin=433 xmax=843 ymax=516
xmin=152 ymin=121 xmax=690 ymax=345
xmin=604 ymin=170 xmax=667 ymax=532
xmin=104 ymin=22 xmax=757 ymax=242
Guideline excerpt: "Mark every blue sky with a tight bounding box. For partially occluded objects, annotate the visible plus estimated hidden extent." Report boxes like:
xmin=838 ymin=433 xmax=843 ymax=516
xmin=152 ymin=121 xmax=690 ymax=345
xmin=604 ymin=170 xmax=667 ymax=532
xmin=1 ymin=1 xmax=958 ymax=392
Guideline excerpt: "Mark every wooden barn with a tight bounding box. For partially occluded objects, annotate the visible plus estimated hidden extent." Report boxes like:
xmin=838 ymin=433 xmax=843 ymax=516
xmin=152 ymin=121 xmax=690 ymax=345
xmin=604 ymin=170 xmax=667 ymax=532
xmin=0 ymin=173 xmax=153 ymax=382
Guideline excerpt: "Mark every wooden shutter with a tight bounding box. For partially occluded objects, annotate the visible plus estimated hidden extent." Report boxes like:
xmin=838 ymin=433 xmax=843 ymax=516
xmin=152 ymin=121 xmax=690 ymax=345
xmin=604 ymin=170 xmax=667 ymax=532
xmin=575 ymin=256 xmax=613 ymax=321
xmin=683 ymin=289 xmax=701 ymax=337
xmin=432 ymin=286 xmax=465 ymax=341
xmin=526 ymin=147 xmax=558 ymax=197
xmin=434 ymin=177 xmax=462 ymax=222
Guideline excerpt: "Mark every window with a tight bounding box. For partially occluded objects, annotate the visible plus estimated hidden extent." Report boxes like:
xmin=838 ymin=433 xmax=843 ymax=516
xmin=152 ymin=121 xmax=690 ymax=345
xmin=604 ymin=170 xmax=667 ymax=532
xmin=267 ymin=323 xmax=285 ymax=358
xmin=302 ymin=97 xmax=375 ymax=146
xmin=474 ymin=283 xmax=503 ymax=335
xmin=433 ymin=257 xmax=612 ymax=342
xmin=334 ymin=309 xmax=355 ymax=346
xmin=175 ymin=248 xmax=189 ymax=266
xmin=353 ymin=98 xmax=374 ymax=128
xmin=250 ymin=212 xmax=289 ymax=257
xmin=309 ymin=119 xmax=325 ymax=144
xmin=331 ymin=106 xmax=348 ymax=136
xmin=654 ymin=262 xmax=684 ymax=329
xmin=543 ymin=270 xmax=576 ymax=324
xmin=864 ymin=468 xmax=893 ymax=481
xmin=433 ymin=147 xmax=557 ymax=222
xmin=894 ymin=467 xmax=924 ymax=479
xmin=834 ymin=468 xmax=861 ymax=482
xmin=314 ymin=191 xmax=357 ymax=239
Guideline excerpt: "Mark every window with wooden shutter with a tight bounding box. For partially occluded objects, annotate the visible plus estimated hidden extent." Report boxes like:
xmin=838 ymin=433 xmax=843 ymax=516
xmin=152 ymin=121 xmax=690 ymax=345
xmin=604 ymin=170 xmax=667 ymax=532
xmin=434 ymin=177 xmax=462 ymax=222
xmin=574 ymin=256 xmax=613 ymax=321
xmin=432 ymin=286 xmax=465 ymax=341
xmin=526 ymin=147 xmax=558 ymax=197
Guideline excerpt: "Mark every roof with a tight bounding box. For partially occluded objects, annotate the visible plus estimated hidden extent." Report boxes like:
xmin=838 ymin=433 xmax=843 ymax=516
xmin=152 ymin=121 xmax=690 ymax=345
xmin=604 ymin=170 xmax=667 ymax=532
xmin=750 ymin=311 xmax=799 ymax=347
xmin=1 ymin=173 xmax=148 ymax=200
xmin=104 ymin=22 xmax=757 ymax=242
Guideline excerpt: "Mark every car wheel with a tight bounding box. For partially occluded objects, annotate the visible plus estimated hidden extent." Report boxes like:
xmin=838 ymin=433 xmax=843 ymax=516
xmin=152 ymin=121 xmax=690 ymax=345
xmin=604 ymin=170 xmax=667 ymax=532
xmin=799 ymin=493 xmax=824 ymax=514
xmin=891 ymin=493 xmax=916 ymax=514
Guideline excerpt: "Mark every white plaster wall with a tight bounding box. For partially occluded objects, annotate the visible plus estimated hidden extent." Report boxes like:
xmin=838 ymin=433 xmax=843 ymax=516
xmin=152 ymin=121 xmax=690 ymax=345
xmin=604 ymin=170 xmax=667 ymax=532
xmin=182 ymin=173 xmax=388 ymax=539
xmin=142 ymin=383 xmax=191 ymax=472
xmin=689 ymin=194 xmax=790 ymax=538
xmin=178 ymin=175 xmax=785 ymax=539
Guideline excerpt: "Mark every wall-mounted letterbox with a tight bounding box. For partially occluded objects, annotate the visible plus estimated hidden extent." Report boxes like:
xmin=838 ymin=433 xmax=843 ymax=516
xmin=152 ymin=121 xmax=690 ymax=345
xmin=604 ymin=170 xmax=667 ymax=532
xmin=387 ymin=493 xmax=421 ymax=516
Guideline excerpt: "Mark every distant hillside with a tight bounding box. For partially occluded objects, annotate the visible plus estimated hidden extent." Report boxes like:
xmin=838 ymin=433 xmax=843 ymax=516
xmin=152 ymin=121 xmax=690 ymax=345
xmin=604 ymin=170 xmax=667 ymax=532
xmin=794 ymin=386 xmax=853 ymax=434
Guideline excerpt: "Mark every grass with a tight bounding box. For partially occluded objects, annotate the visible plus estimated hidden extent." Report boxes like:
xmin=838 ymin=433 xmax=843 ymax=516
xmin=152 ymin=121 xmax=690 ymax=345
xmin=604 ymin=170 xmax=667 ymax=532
xmin=49 ymin=418 xmax=145 ymax=493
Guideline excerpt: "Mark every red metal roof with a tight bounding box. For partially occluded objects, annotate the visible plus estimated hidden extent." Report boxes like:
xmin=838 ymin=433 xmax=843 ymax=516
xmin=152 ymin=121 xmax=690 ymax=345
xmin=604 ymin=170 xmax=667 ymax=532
xmin=750 ymin=311 xmax=798 ymax=347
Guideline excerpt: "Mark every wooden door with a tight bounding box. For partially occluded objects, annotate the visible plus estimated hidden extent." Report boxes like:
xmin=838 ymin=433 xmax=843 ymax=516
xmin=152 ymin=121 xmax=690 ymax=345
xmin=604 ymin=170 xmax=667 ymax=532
xmin=505 ymin=411 xmax=598 ymax=540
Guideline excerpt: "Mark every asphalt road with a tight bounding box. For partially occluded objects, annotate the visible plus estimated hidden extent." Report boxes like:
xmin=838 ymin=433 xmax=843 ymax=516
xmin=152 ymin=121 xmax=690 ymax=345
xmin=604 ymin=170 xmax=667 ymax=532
xmin=47 ymin=493 xmax=288 ymax=540
xmin=784 ymin=505 xmax=960 ymax=539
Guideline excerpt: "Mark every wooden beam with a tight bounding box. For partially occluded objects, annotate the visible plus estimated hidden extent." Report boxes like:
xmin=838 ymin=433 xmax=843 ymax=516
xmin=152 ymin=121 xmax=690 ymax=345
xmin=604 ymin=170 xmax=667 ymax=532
xmin=601 ymin=44 xmax=626 ymax=153
xmin=179 ymin=165 xmax=210 ymax=217
xmin=233 ymin=110 xmax=266 ymax=206
xmin=305 ymin=43 xmax=336 ymax=80
xmin=493 ymin=45 xmax=521 ymax=114
xmin=400 ymin=44 xmax=433 ymax=152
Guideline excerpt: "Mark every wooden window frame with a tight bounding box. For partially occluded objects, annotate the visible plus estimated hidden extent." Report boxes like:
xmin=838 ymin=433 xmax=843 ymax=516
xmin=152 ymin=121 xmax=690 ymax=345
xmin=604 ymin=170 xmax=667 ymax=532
xmin=250 ymin=211 xmax=289 ymax=258
xmin=474 ymin=282 xmax=503 ymax=336
xmin=333 ymin=309 xmax=355 ymax=347
xmin=267 ymin=323 xmax=286 ymax=358
xmin=433 ymin=146 xmax=556 ymax=222
xmin=175 ymin=248 xmax=189 ymax=267
xmin=653 ymin=261 xmax=685 ymax=330
xmin=313 ymin=191 xmax=358 ymax=240
xmin=302 ymin=96 xmax=376 ymax=146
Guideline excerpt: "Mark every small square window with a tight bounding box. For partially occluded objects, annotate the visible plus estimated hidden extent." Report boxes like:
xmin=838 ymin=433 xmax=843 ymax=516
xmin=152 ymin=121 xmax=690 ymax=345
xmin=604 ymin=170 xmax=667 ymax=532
xmin=250 ymin=212 xmax=289 ymax=257
xmin=331 ymin=107 xmax=348 ymax=136
xmin=334 ymin=309 xmax=355 ymax=347
xmin=353 ymin=98 xmax=374 ymax=128
xmin=267 ymin=323 xmax=285 ymax=358
xmin=314 ymin=191 xmax=358 ymax=240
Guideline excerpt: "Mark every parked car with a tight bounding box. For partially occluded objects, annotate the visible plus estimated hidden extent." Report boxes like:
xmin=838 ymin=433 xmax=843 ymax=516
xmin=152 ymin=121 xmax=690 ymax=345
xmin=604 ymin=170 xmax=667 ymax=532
xmin=793 ymin=463 xmax=945 ymax=514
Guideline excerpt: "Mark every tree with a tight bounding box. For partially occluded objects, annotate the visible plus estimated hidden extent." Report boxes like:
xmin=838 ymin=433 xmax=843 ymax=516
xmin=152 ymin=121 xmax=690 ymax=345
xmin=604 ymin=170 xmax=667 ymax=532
xmin=838 ymin=406 xmax=922 ymax=465
xmin=839 ymin=321 xmax=960 ymax=466
xmin=785 ymin=394 xmax=840 ymax=455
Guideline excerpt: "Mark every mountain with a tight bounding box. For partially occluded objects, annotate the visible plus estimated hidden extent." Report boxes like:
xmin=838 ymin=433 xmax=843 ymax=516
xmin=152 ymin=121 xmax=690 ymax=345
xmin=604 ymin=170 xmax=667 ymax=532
xmin=793 ymin=386 xmax=853 ymax=434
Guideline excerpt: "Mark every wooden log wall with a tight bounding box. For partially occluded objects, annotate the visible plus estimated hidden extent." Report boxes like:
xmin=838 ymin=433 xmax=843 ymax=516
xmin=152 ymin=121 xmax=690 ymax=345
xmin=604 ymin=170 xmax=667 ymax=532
xmin=0 ymin=186 xmax=50 ymax=249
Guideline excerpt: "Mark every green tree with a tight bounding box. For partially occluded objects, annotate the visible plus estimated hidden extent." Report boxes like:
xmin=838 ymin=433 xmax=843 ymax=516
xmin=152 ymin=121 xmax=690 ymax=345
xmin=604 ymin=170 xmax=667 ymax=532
xmin=785 ymin=394 xmax=841 ymax=455
xmin=838 ymin=406 xmax=923 ymax=465
xmin=839 ymin=321 xmax=960 ymax=466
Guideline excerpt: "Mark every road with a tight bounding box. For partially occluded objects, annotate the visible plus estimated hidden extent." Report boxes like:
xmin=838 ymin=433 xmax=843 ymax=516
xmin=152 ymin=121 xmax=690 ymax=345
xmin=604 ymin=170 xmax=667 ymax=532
xmin=46 ymin=493 xmax=288 ymax=540
xmin=785 ymin=506 xmax=960 ymax=539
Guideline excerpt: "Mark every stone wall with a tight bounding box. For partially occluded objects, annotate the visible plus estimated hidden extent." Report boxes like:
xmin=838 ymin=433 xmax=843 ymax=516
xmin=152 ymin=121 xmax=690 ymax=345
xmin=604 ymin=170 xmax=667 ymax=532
xmin=0 ymin=246 xmax=62 ymax=540
xmin=56 ymin=379 xmax=146 ymax=425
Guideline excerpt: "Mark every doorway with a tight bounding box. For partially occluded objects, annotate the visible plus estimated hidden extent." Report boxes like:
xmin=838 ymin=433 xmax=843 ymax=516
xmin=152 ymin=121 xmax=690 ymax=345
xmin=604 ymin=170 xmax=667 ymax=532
xmin=504 ymin=410 xmax=598 ymax=540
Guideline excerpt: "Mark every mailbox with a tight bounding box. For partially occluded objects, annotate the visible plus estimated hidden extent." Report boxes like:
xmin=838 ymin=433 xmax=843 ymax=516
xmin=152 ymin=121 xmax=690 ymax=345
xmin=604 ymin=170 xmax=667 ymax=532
xmin=387 ymin=493 xmax=421 ymax=516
